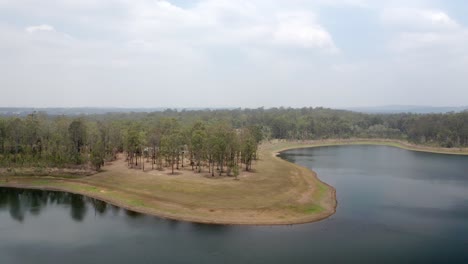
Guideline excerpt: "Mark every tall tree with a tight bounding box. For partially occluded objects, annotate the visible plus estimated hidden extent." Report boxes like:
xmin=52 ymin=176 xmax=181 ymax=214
xmin=161 ymin=131 xmax=182 ymax=174
xmin=68 ymin=119 xmax=87 ymax=164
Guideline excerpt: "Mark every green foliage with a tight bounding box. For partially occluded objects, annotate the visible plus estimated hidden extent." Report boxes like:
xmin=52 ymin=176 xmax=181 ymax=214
xmin=161 ymin=130 xmax=183 ymax=174
xmin=1 ymin=107 xmax=467 ymax=171
xmin=191 ymin=127 xmax=207 ymax=172
xmin=68 ymin=119 xmax=87 ymax=164
xmin=232 ymin=164 xmax=240 ymax=180
xmin=90 ymin=140 xmax=105 ymax=171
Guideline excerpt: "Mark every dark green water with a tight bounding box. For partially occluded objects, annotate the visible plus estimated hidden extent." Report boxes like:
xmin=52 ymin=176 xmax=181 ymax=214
xmin=1 ymin=145 xmax=467 ymax=263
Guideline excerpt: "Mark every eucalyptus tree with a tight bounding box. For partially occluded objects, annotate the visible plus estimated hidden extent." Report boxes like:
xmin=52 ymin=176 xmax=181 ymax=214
xmin=48 ymin=116 xmax=70 ymax=166
xmin=0 ymin=119 xmax=6 ymax=156
xmin=3 ymin=106 xmax=468 ymax=176
xmin=68 ymin=119 xmax=87 ymax=164
xmin=147 ymin=125 xmax=162 ymax=170
xmin=24 ymin=112 xmax=41 ymax=158
xmin=191 ymin=129 xmax=206 ymax=173
xmin=207 ymin=122 xmax=237 ymax=176
xmin=125 ymin=125 xmax=146 ymax=168
xmin=90 ymin=140 xmax=105 ymax=171
xmin=240 ymin=128 xmax=257 ymax=171
xmin=225 ymin=130 xmax=239 ymax=176
xmin=161 ymin=130 xmax=183 ymax=174
xmin=7 ymin=118 xmax=24 ymax=163
xmin=188 ymin=121 xmax=206 ymax=171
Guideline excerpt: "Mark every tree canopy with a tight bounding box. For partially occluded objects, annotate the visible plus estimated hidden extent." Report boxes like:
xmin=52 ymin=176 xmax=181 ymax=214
xmin=1 ymin=108 xmax=467 ymax=171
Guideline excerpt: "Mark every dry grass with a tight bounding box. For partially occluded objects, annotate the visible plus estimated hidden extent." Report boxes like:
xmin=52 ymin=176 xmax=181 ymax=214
xmin=0 ymin=141 xmax=337 ymax=225
xmin=2 ymin=138 xmax=466 ymax=225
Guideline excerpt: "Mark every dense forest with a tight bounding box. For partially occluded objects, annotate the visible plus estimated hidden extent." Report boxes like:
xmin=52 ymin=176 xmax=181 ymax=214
xmin=0 ymin=107 xmax=467 ymax=172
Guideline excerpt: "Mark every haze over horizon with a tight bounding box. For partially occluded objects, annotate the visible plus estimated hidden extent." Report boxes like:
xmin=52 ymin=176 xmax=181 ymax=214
xmin=1 ymin=0 xmax=467 ymax=108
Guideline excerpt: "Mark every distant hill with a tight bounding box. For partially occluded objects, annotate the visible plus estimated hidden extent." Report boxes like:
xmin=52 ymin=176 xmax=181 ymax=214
xmin=1 ymin=106 xmax=467 ymax=116
xmin=0 ymin=107 xmax=238 ymax=116
xmin=0 ymin=107 xmax=230 ymax=116
xmin=0 ymin=107 xmax=160 ymax=116
xmin=343 ymin=105 xmax=468 ymax=114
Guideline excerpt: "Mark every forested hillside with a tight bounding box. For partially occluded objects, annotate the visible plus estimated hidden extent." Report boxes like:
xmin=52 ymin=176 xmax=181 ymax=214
xmin=1 ymin=107 xmax=467 ymax=170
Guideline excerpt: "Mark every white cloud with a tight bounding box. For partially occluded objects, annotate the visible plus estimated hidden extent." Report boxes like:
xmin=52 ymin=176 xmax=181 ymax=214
xmin=314 ymin=0 xmax=369 ymax=8
xmin=390 ymin=30 xmax=468 ymax=53
xmin=4 ymin=1 xmax=339 ymax=55
xmin=381 ymin=8 xmax=468 ymax=53
xmin=25 ymin=24 xmax=55 ymax=33
xmin=273 ymin=12 xmax=338 ymax=51
xmin=375 ymin=6 xmax=468 ymax=106
xmin=121 ymin=0 xmax=337 ymax=53
xmin=2 ymin=0 xmax=467 ymax=108
xmin=382 ymin=8 xmax=459 ymax=31
xmin=128 ymin=0 xmax=205 ymax=30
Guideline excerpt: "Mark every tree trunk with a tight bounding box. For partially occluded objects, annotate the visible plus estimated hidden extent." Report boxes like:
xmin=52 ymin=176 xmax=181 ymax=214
xmin=176 ymin=153 xmax=179 ymax=170
xmin=191 ymin=155 xmax=194 ymax=171
xmin=220 ymin=156 xmax=224 ymax=174
xmin=181 ymin=152 xmax=184 ymax=167
xmin=171 ymin=156 xmax=175 ymax=174
xmin=208 ymin=158 xmax=211 ymax=173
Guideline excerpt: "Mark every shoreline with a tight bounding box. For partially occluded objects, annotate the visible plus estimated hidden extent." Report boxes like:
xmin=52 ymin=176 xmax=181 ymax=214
xmin=270 ymin=138 xmax=468 ymax=156
xmin=0 ymin=140 xmax=338 ymax=225
xmin=1 ymin=139 xmax=465 ymax=225
xmin=0 ymin=183 xmax=336 ymax=226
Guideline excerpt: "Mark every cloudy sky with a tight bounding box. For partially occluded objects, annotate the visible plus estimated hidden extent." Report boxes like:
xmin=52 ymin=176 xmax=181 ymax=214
xmin=1 ymin=0 xmax=467 ymax=108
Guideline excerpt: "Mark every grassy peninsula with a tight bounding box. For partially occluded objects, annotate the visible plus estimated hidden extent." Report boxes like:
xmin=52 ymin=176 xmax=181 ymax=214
xmin=2 ymin=139 xmax=468 ymax=225
xmin=0 ymin=140 xmax=337 ymax=225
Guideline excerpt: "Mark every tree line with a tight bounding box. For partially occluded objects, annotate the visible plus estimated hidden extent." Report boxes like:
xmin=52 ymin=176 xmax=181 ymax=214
xmin=1 ymin=107 xmax=467 ymax=171
xmin=124 ymin=118 xmax=261 ymax=176
xmin=0 ymin=112 xmax=262 ymax=177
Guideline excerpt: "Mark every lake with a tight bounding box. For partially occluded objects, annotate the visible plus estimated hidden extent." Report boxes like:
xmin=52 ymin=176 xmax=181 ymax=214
xmin=1 ymin=145 xmax=467 ymax=263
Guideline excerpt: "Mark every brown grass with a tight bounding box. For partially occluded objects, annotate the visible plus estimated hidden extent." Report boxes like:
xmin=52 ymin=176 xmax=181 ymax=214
xmin=0 ymin=141 xmax=339 ymax=225
xmin=2 ymin=138 xmax=466 ymax=225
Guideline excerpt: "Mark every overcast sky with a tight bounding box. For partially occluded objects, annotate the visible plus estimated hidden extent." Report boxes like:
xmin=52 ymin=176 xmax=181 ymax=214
xmin=1 ymin=0 xmax=467 ymax=108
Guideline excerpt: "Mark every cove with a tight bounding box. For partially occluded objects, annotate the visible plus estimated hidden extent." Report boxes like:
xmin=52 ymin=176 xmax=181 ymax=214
xmin=1 ymin=145 xmax=467 ymax=263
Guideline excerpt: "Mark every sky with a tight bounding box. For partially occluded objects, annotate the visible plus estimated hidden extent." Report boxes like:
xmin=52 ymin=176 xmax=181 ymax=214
xmin=0 ymin=0 xmax=467 ymax=108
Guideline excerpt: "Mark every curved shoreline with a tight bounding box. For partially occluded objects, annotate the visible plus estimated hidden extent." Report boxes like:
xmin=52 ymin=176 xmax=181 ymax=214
xmin=0 ymin=183 xmax=337 ymax=226
xmin=0 ymin=141 xmax=338 ymax=225
xmin=271 ymin=138 xmax=468 ymax=156
xmin=1 ymin=139 xmax=464 ymax=225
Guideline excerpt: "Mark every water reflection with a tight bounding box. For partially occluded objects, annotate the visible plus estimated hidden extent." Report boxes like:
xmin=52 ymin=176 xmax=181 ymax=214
xmin=0 ymin=146 xmax=467 ymax=264
xmin=190 ymin=222 xmax=232 ymax=234
xmin=28 ymin=191 xmax=47 ymax=215
xmin=125 ymin=209 xmax=142 ymax=218
xmin=91 ymin=199 xmax=108 ymax=215
xmin=0 ymin=188 xmax=125 ymax=223
xmin=8 ymin=191 xmax=24 ymax=222
xmin=70 ymin=194 xmax=87 ymax=221
xmin=110 ymin=204 xmax=121 ymax=215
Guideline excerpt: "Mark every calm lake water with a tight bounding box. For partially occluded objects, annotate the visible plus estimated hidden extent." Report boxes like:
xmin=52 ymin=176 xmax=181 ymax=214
xmin=1 ymin=145 xmax=467 ymax=263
